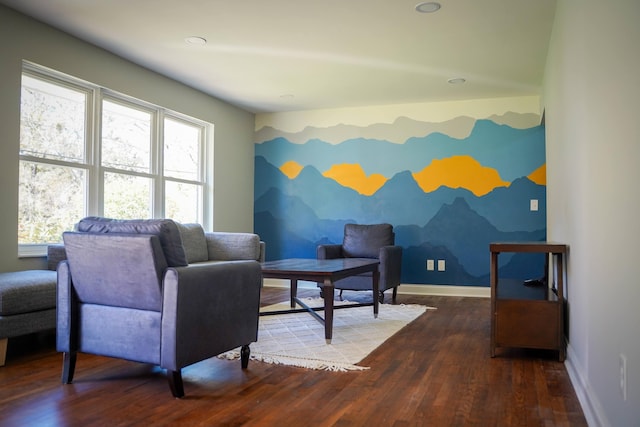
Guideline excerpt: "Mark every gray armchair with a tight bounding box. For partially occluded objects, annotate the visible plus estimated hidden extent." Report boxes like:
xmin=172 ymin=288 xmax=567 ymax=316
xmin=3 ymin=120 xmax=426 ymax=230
xmin=57 ymin=219 xmax=262 ymax=398
xmin=317 ymin=223 xmax=402 ymax=303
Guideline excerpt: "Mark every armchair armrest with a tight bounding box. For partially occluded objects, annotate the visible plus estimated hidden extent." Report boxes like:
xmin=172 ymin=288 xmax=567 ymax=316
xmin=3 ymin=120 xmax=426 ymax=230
xmin=160 ymin=260 xmax=262 ymax=370
xmin=56 ymin=261 xmax=77 ymax=353
xmin=317 ymin=244 xmax=343 ymax=260
xmin=379 ymin=245 xmax=403 ymax=285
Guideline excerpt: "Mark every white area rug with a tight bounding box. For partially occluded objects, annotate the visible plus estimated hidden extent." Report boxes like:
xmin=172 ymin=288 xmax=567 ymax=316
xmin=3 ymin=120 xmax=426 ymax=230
xmin=220 ymin=298 xmax=435 ymax=371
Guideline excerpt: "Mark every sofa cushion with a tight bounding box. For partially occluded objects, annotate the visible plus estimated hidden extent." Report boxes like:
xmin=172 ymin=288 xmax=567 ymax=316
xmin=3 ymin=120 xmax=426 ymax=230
xmin=206 ymin=232 xmax=260 ymax=261
xmin=176 ymin=223 xmax=208 ymax=263
xmin=47 ymin=244 xmax=67 ymax=271
xmin=76 ymin=217 xmax=187 ymax=267
xmin=342 ymin=223 xmax=394 ymax=258
xmin=0 ymin=270 xmax=57 ymax=316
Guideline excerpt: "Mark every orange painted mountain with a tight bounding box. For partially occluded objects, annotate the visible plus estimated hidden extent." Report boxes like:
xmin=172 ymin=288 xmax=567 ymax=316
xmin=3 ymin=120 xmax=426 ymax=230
xmin=412 ymin=155 xmax=510 ymax=197
xmin=281 ymin=155 xmax=521 ymax=197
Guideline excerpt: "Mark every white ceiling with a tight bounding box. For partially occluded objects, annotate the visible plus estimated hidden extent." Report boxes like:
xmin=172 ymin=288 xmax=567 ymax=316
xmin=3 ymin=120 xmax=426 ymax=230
xmin=1 ymin=0 xmax=557 ymax=114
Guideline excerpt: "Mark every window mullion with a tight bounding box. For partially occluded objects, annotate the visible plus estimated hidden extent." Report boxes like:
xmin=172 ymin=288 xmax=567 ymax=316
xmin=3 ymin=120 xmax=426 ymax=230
xmin=154 ymin=110 xmax=164 ymax=218
xmin=202 ymin=125 xmax=214 ymax=230
xmin=88 ymin=87 xmax=101 ymax=217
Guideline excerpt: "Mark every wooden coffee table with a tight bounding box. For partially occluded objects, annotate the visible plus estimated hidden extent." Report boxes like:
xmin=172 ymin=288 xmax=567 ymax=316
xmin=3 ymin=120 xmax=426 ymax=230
xmin=260 ymin=258 xmax=380 ymax=343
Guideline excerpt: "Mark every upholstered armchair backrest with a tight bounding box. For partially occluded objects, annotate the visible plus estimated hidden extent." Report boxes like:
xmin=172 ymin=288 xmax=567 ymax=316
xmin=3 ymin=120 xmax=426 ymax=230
xmin=62 ymin=232 xmax=167 ymax=312
xmin=342 ymin=223 xmax=395 ymax=258
xmin=76 ymin=217 xmax=188 ymax=267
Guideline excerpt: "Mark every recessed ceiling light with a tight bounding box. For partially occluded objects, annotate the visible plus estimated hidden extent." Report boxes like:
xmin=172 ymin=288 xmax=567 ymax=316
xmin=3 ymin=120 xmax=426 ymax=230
xmin=415 ymin=2 xmax=441 ymax=13
xmin=447 ymin=78 xmax=466 ymax=84
xmin=184 ymin=36 xmax=207 ymax=45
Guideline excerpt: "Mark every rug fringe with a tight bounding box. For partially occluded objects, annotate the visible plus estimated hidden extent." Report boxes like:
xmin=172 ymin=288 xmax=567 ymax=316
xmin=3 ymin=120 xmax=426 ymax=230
xmin=399 ymin=303 xmax=437 ymax=310
xmin=219 ymin=350 xmax=369 ymax=372
xmin=219 ymin=300 xmax=433 ymax=372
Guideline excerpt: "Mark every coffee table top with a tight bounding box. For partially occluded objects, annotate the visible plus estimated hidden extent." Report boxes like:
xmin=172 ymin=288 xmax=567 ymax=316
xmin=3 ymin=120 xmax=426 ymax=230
xmin=261 ymin=258 xmax=378 ymax=279
xmin=260 ymin=258 xmax=380 ymax=343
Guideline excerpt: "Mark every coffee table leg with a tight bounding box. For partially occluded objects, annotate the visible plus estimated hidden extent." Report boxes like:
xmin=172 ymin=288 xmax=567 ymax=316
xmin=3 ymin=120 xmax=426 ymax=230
xmin=373 ymin=267 xmax=379 ymax=318
xmin=290 ymin=279 xmax=298 ymax=308
xmin=322 ymin=278 xmax=334 ymax=344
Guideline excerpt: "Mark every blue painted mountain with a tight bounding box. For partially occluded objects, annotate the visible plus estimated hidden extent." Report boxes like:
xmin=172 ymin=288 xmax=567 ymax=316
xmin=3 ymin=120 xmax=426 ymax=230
xmin=254 ymin=210 xmax=319 ymax=259
xmin=255 ymin=156 xmax=546 ymax=233
xmin=255 ymin=186 xmax=546 ymax=285
xmin=401 ymin=243 xmax=545 ymax=285
xmin=401 ymin=241 xmax=482 ymax=285
xmin=400 ymin=198 xmax=545 ymax=277
xmin=255 ymin=155 xmax=289 ymax=200
xmin=254 ymin=187 xmax=352 ymax=244
xmin=255 ymin=120 xmax=545 ymax=181
xmin=469 ymin=177 xmax=546 ymax=232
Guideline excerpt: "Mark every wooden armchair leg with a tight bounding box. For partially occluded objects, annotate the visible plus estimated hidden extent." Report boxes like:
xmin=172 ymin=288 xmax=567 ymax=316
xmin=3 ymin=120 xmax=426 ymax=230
xmin=167 ymin=369 xmax=184 ymax=398
xmin=241 ymin=344 xmax=251 ymax=369
xmin=0 ymin=337 xmax=7 ymax=367
xmin=392 ymin=286 xmax=398 ymax=304
xmin=62 ymin=351 xmax=77 ymax=384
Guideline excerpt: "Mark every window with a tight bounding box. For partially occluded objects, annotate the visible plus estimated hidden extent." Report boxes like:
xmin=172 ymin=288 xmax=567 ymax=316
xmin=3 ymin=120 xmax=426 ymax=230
xmin=18 ymin=64 xmax=211 ymax=255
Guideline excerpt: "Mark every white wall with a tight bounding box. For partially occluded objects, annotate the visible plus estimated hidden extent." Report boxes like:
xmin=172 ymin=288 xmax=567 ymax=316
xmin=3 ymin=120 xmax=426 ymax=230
xmin=0 ymin=6 xmax=256 ymax=272
xmin=543 ymin=0 xmax=640 ymax=425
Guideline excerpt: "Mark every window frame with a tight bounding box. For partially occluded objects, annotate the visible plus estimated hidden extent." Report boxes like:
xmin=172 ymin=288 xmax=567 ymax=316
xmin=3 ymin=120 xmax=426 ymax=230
xmin=18 ymin=62 xmax=213 ymax=257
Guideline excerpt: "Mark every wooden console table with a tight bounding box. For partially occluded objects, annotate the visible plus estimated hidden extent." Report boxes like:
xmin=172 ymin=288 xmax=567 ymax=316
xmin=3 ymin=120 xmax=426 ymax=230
xmin=490 ymin=242 xmax=568 ymax=361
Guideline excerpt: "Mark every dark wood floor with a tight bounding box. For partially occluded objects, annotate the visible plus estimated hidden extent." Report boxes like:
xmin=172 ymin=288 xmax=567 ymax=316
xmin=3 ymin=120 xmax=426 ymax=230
xmin=0 ymin=287 xmax=587 ymax=426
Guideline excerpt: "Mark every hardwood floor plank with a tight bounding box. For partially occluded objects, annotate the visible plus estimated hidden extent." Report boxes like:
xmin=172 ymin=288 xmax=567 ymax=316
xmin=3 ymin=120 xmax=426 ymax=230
xmin=0 ymin=288 xmax=587 ymax=426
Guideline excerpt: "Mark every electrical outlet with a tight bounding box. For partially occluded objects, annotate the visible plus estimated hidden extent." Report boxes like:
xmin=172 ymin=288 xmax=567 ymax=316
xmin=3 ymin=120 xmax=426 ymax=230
xmin=426 ymin=259 xmax=435 ymax=271
xmin=620 ymin=354 xmax=627 ymax=401
xmin=437 ymin=260 xmax=446 ymax=271
xmin=530 ymin=199 xmax=539 ymax=211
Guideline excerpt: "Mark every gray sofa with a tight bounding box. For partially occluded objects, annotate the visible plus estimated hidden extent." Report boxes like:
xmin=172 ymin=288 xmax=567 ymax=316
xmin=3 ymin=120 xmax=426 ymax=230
xmin=72 ymin=217 xmax=265 ymax=265
xmin=58 ymin=217 xmax=265 ymax=397
xmin=0 ymin=245 xmax=67 ymax=366
xmin=0 ymin=270 xmax=56 ymax=366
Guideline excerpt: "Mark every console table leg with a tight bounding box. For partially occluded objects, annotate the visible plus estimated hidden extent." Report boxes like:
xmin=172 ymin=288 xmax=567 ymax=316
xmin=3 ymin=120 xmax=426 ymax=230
xmin=490 ymin=251 xmax=498 ymax=357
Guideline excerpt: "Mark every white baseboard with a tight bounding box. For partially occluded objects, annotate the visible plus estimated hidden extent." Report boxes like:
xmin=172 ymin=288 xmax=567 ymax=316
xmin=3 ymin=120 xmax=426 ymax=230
xmin=565 ymin=343 xmax=608 ymax=427
xmin=397 ymin=283 xmax=490 ymax=298
xmin=263 ymin=279 xmax=490 ymax=298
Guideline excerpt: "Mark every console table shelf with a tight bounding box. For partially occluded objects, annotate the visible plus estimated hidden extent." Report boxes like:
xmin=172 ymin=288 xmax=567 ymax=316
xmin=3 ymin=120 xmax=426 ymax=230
xmin=490 ymin=242 xmax=568 ymax=361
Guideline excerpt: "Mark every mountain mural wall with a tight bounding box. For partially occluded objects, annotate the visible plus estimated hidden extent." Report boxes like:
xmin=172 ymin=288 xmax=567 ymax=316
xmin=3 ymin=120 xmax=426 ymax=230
xmin=254 ymin=112 xmax=546 ymax=287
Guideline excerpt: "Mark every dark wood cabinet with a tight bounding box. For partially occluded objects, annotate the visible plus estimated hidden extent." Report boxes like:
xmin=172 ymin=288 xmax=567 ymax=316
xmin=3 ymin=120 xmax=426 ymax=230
xmin=490 ymin=242 xmax=568 ymax=361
